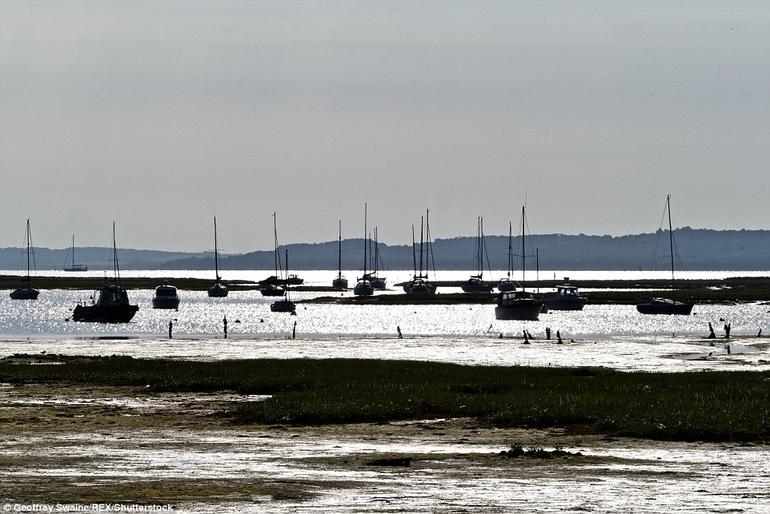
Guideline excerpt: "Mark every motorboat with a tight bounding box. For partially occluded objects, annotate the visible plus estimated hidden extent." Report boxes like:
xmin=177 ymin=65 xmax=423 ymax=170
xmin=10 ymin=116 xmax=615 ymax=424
xmin=542 ymin=279 xmax=587 ymax=311
xmin=152 ymin=284 xmax=180 ymax=309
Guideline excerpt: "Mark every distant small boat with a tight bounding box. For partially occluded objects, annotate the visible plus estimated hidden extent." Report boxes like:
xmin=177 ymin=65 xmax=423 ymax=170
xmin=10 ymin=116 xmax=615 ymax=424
xmin=353 ymin=203 xmax=375 ymax=297
xmin=10 ymin=219 xmax=39 ymax=300
xmin=152 ymin=284 xmax=180 ymax=309
xmin=332 ymin=220 xmax=348 ymax=289
xmin=208 ymin=216 xmax=228 ymax=297
xmin=636 ymin=195 xmax=694 ymax=315
xmin=495 ymin=206 xmax=543 ymax=320
xmin=63 ymin=234 xmax=88 ymax=272
xmin=542 ymin=278 xmax=587 ymax=311
xmin=72 ymin=222 xmax=138 ymax=323
xmin=461 ymin=217 xmax=493 ymax=293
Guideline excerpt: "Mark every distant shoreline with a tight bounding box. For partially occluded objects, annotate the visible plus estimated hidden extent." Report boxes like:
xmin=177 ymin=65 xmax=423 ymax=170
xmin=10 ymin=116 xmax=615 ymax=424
xmin=3 ymin=274 xmax=770 ymax=304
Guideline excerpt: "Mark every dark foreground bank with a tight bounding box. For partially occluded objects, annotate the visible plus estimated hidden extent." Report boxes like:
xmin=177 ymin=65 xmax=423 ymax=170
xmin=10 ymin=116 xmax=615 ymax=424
xmin=2 ymin=354 xmax=768 ymax=442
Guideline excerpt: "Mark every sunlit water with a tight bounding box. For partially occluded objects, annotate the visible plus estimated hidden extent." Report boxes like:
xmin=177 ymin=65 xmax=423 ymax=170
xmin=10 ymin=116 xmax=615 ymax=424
xmin=2 ymin=269 xmax=769 ymax=371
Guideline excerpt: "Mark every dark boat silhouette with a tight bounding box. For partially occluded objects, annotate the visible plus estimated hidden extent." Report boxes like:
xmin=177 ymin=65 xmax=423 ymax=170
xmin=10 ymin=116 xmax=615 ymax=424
xmin=72 ymin=222 xmax=138 ymax=323
xmin=208 ymin=216 xmax=228 ymax=297
xmin=10 ymin=219 xmax=40 ymax=300
xmin=354 ymin=203 xmax=375 ymax=296
xmin=332 ymin=220 xmax=348 ymax=289
xmin=461 ymin=217 xmax=493 ymax=293
xmin=404 ymin=210 xmax=437 ymax=296
xmin=495 ymin=206 xmax=543 ymax=320
xmin=152 ymin=284 xmax=180 ymax=309
xmin=261 ymin=212 xmax=288 ymax=297
xmin=637 ymin=195 xmax=694 ymax=315
xmin=542 ymin=279 xmax=587 ymax=311
xmin=269 ymin=217 xmax=296 ymax=314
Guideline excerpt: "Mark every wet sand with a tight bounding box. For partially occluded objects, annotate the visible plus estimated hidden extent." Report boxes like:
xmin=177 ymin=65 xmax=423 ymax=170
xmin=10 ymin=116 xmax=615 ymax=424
xmin=1 ymin=383 xmax=768 ymax=512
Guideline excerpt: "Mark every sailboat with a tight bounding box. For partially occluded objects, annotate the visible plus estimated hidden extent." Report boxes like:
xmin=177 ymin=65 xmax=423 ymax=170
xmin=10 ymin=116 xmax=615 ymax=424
xmin=63 ymin=234 xmax=88 ymax=272
xmin=332 ymin=220 xmax=348 ymax=289
xmin=403 ymin=210 xmax=436 ymax=296
xmin=10 ymin=219 xmax=39 ymax=300
xmin=271 ymin=248 xmax=296 ymax=313
xmin=208 ymin=216 xmax=228 ymax=297
xmin=72 ymin=222 xmax=138 ymax=322
xmin=495 ymin=206 xmax=544 ymax=320
xmin=260 ymin=212 xmax=287 ymax=297
xmin=353 ymin=203 xmax=375 ymax=296
xmin=364 ymin=227 xmax=387 ymax=289
xmin=461 ymin=217 xmax=494 ymax=293
xmin=637 ymin=195 xmax=694 ymax=315
xmin=497 ymin=222 xmax=516 ymax=292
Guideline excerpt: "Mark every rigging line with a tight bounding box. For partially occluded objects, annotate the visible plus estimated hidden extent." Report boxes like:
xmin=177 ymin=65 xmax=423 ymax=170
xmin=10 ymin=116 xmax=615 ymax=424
xmin=647 ymin=197 xmax=668 ymax=270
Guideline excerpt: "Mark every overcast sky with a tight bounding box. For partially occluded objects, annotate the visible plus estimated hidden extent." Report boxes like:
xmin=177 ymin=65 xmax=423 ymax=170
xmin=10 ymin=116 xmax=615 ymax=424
xmin=1 ymin=1 xmax=769 ymax=252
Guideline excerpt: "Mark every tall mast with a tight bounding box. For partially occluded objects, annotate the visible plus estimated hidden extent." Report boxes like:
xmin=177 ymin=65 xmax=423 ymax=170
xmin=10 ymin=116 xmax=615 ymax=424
xmin=426 ymin=209 xmax=435 ymax=279
xmin=337 ymin=220 xmax=343 ymax=279
xmin=507 ymin=222 xmax=512 ymax=279
xmin=667 ymin=194 xmax=675 ymax=292
xmin=374 ymin=227 xmax=379 ymax=274
xmin=419 ymin=215 xmax=424 ymax=278
xmin=25 ymin=220 xmax=31 ymax=287
xmin=521 ymin=206 xmax=526 ymax=291
xmin=411 ymin=224 xmax=417 ymax=279
xmin=213 ymin=216 xmax=220 ymax=281
xmin=272 ymin=212 xmax=281 ymax=276
xmin=112 ymin=221 xmax=121 ymax=284
xmin=284 ymin=248 xmax=289 ymax=282
xmin=362 ymin=203 xmax=368 ymax=276
xmin=479 ymin=217 xmax=485 ymax=279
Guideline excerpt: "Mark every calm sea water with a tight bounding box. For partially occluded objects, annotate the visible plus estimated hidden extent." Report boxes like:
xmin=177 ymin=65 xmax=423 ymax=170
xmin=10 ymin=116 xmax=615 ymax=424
xmin=2 ymin=269 xmax=769 ymax=371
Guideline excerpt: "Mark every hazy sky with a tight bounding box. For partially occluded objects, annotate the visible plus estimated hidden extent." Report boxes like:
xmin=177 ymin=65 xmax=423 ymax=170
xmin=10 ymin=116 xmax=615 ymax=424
xmin=2 ymin=1 xmax=769 ymax=252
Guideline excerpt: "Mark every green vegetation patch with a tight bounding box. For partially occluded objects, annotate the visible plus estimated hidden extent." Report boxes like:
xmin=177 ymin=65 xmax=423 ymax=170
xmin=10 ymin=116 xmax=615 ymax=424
xmin=1 ymin=355 xmax=768 ymax=442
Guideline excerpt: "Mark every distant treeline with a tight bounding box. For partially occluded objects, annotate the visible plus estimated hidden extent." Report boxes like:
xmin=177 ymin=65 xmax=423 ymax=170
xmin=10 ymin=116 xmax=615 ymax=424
xmin=1 ymin=228 xmax=769 ymax=271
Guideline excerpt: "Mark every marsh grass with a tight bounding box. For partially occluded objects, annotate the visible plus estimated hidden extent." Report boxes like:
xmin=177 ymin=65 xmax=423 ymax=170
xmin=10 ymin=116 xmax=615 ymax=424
xmin=1 ymin=355 xmax=768 ymax=441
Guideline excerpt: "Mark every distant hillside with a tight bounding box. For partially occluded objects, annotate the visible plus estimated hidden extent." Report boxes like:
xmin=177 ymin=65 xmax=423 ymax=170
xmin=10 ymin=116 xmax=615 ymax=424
xmin=2 ymin=228 xmax=769 ymax=271
xmin=0 ymin=247 xmax=211 ymax=271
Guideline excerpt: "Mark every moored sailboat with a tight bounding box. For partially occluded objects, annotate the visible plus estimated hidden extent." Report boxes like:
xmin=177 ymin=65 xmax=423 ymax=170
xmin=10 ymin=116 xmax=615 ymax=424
xmin=72 ymin=222 xmax=138 ymax=322
xmin=10 ymin=219 xmax=39 ymax=300
xmin=461 ymin=217 xmax=494 ymax=293
xmin=353 ymin=203 xmax=375 ymax=296
xmin=332 ymin=220 xmax=348 ymax=289
xmin=63 ymin=234 xmax=88 ymax=272
xmin=270 ymin=248 xmax=296 ymax=313
xmin=260 ymin=212 xmax=287 ymax=297
xmin=495 ymin=206 xmax=543 ymax=320
xmin=403 ymin=210 xmax=437 ymax=296
xmin=208 ymin=216 xmax=228 ymax=297
xmin=637 ymin=195 xmax=694 ymax=315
